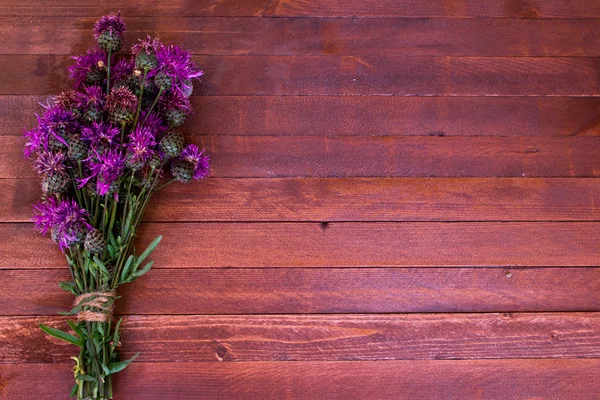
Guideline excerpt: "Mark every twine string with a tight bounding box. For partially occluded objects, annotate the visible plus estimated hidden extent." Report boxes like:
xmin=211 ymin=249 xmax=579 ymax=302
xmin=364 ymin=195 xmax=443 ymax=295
xmin=74 ymin=291 xmax=115 ymax=322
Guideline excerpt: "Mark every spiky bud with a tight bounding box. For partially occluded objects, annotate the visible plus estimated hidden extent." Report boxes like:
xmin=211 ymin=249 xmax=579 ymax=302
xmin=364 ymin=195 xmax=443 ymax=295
xmin=136 ymin=52 xmax=158 ymax=71
xmin=165 ymin=108 xmax=186 ymax=127
xmin=41 ymin=173 xmax=69 ymax=195
xmin=159 ymin=130 xmax=184 ymax=159
xmin=84 ymin=229 xmax=107 ymax=254
xmin=154 ymin=71 xmax=172 ymax=91
xmin=170 ymin=159 xmax=194 ymax=183
xmin=126 ymin=152 xmax=145 ymax=171
xmin=67 ymin=135 xmax=89 ymax=161
xmin=147 ymin=152 xmax=163 ymax=169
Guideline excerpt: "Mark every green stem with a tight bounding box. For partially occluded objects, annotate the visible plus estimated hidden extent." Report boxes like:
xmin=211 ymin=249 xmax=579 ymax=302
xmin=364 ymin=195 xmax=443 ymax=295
xmin=143 ymin=88 xmax=164 ymax=123
xmin=106 ymin=49 xmax=112 ymax=95
xmin=154 ymin=178 xmax=176 ymax=191
xmin=132 ymin=70 xmax=148 ymax=129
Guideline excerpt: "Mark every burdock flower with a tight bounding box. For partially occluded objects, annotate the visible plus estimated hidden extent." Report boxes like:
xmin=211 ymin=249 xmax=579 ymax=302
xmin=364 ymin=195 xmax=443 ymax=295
xmin=80 ymin=149 xmax=125 ymax=196
xmin=54 ymin=90 xmax=85 ymax=118
xmin=94 ymin=13 xmax=126 ymax=52
xmin=33 ymin=197 xmax=91 ymax=251
xmin=126 ymin=126 xmax=156 ymax=170
xmin=132 ymin=35 xmax=160 ymax=71
xmin=159 ymin=89 xmax=192 ymax=127
xmin=153 ymin=44 xmax=203 ymax=93
xmin=106 ymin=86 xmax=138 ymax=125
xmin=170 ymin=144 xmax=210 ymax=182
xmin=81 ymin=121 xmax=120 ymax=153
xmin=69 ymin=49 xmax=107 ymax=87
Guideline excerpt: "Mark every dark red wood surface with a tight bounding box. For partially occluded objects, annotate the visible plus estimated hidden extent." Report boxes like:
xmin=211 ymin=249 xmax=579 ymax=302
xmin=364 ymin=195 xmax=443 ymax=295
xmin=1 ymin=1 xmax=600 ymax=399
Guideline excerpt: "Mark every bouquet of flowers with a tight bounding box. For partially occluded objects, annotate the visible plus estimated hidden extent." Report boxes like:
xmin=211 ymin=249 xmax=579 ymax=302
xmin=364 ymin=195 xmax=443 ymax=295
xmin=23 ymin=13 xmax=209 ymax=399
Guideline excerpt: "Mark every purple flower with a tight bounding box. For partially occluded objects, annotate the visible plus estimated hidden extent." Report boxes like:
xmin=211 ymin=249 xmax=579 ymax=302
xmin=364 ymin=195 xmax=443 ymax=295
xmin=35 ymin=151 xmax=68 ymax=176
xmin=154 ymin=44 xmax=203 ymax=94
xmin=94 ymin=13 xmax=126 ymax=40
xmin=79 ymin=85 xmax=105 ymax=109
xmin=69 ymin=49 xmax=106 ymax=87
xmin=179 ymin=144 xmax=210 ymax=180
xmin=132 ymin=35 xmax=161 ymax=56
xmin=54 ymin=90 xmax=84 ymax=111
xmin=159 ymin=89 xmax=192 ymax=113
xmin=33 ymin=197 xmax=91 ymax=251
xmin=80 ymin=149 xmax=125 ymax=196
xmin=138 ymin=111 xmax=168 ymax=139
xmin=111 ymin=57 xmax=135 ymax=83
xmin=127 ymin=126 xmax=156 ymax=166
xmin=81 ymin=121 xmax=120 ymax=150
xmin=106 ymin=86 xmax=138 ymax=124
xmin=24 ymin=125 xmax=45 ymax=158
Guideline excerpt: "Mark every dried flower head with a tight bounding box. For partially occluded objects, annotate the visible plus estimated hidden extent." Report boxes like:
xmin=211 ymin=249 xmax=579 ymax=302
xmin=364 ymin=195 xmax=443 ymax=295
xmin=106 ymin=86 xmax=138 ymax=124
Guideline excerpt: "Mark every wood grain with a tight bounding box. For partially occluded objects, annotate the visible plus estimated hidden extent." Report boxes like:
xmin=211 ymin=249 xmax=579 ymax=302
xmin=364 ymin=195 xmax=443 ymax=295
xmin=3 ymin=313 xmax=600 ymax=363
xmin=1 ymin=0 xmax=599 ymax=18
xmin=3 ymin=360 xmax=600 ymax=400
xmin=4 ymin=178 xmax=600 ymax=223
xmin=2 ymin=55 xmax=599 ymax=96
xmin=2 ymin=222 xmax=600 ymax=269
xmin=8 ymin=136 xmax=600 ymax=178
xmin=3 ymin=268 xmax=600 ymax=316
xmin=5 ymin=95 xmax=600 ymax=137
xmin=5 ymin=17 xmax=600 ymax=56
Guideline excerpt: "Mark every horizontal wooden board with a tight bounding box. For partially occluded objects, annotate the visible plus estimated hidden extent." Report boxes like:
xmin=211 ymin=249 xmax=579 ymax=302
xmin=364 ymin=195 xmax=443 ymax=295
xmin=5 ymin=178 xmax=600 ymax=223
xmin=3 ymin=313 xmax=600 ymax=363
xmin=5 ymin=17 xmax=600 ymax=57
xmin=2 ymin=55 xmax=600 ymax=96
xmin=1 ymin=0 xmax=600 ymax=18
xmin=5 ymin=95 xmax=600 ymax=137
xmin=2 ymin=222 xmax=600 ymax=268
xmin=3 ymin=268 xmax=600 ymax=315
xmin=3 ymin=360 xmax=600 ymax=399
xmin=9 ymin=136 xmax=600 ymax=178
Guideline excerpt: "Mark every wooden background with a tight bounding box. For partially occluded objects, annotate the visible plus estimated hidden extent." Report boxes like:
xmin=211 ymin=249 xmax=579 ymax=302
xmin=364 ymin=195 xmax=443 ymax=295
xmin=1 ymin=0 xmax=600 ymax=398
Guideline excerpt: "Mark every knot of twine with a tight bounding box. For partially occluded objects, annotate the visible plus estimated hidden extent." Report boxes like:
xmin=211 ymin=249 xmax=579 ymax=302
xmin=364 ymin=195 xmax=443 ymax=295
xmin=74 ymin=291 xmax=115 ymax=322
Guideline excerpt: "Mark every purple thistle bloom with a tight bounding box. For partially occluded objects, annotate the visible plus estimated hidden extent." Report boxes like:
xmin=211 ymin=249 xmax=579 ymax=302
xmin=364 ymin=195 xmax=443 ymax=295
xmin=132 ymin=35 xmax=161 ymax=56
xmin=106 ymin=86 xmax=137 ymax=114
xmin=33 ymin=197 xmax=91 ymax=251
xmin=159 ymin=89 xmax=192 ymax=113
xmin=127 ymin=126 xmax=156 ymax=164
xmin=154 ymin=44 xmax=203 ymax=94
xmin=179 ymin=144 xmax=210 ymax=180
xmin=69 ymin=49 xmax=106 ymax=87
xmin=81 ymin=121 xmax=120 ymax=150
xmin=54 ymin=90 xmax=85 ymax=111
xmin=94 ymin=13 xmax=126 ymax=40
xmin=24 ymin=124 xmax=45 ymax=158
xmin=111 ymin=58 xmax=135 ymax=83
xmin=80 ymin=149 xmax=125 ymax=196
xmin=35 ymin=151 xmax=68 ymax=176
xmin=40 ymin=105 xmax=78 ymax=146
xmin=138 ymin=111 xmax=168 ymax=139
xmin=79 ymin=85 xmax=105 ymax=109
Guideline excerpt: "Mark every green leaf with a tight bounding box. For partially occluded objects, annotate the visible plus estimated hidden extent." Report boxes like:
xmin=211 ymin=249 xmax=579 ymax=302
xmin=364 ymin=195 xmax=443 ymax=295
xmin=135 ymin=236 xmax=162 ymax=267
xmin=120 ymin=255 xmax=135 ymax=283
xmin=133 ymin=261 xmax=153 ymax=279
xmin=75 ymin=374 xmax=97 ymax=382
xmin=70 ymin=383 xmax=78 ymax=397
xmin=93 ymin=256 xmax=110 ymax=275
xmin=113 ymin=317 xmax=123 ymax=348
xmin=102 ymin=363 xmax=111 ymax=376
xmin=109 ymin=353 xmax=139 ymax=374
xmin=39 ymin=324 xmax=84 ymax=347
xmin=67 ymin=320 xmax=85 ymax=338
xmin=58 ymin=281 xmax=76 ymax=295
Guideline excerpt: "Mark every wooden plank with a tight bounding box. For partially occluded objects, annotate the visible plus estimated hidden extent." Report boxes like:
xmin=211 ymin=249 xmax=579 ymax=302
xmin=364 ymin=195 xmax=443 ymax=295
xmin=1 ymin=55 xmax=599 ymax=96
xmin=5 ymin=17 xmax=600 ymax=57
xmin=5 ymin=178 xmax=600 ymax=223
xmin=3 ymin=313 xmax=600 ymax=363
xmin=8 ymin=136 xmax=600 ymax=178
xmin=1 ymin=0 xmax=599 ymax=18
xmin=2 ymin=222 xmax=600 ymax=268
xmin=5 ymin=95 xmax=600 ymax=137
xmin=3 ymin=268 xmax=600 ymax=315
xmin=3 ymin=360 xmax=600 ymax=399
